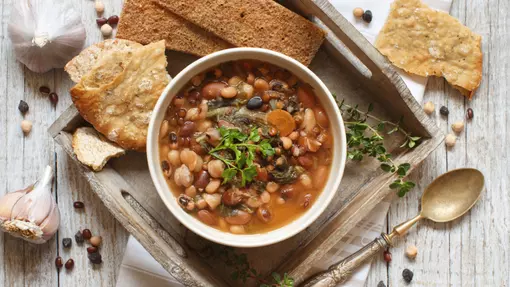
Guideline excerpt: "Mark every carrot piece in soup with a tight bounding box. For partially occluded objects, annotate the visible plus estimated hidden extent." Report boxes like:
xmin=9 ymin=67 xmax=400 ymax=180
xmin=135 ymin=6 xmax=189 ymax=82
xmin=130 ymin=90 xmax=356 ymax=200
xmin=267 ymin=110 xmax=296 ymax=136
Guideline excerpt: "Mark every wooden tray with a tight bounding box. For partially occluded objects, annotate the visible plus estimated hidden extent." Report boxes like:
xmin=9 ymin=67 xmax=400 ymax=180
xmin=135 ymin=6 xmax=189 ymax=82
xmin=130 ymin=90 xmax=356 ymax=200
xmin=49 ymin=0 xmax=443 ymax=285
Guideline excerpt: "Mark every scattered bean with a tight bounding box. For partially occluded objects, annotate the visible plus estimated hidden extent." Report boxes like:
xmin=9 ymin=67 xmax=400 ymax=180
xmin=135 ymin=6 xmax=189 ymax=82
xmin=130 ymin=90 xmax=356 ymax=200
xmin=402 ymin=269 xmax=414 ymax=283
xmin=82 ymin=229 xmax=92 ymax=240
xmin=55 ymin=257 xmax=63 ymax=269
xmin=95 ymin=0 xmax=105 ymax=14
xmin=90 ymin=236 xmax=102 ymax=247
xmin=466 ymin=108 xmax=474 ymax=120
xmin=21 ymin=120 xmax=32 ymax=134
xmin=49 ymin=93 xmax=58 ymax=106
xmin=451 ymin=121 xmax=464 ymax=133
xmin=88 ymin=252 xmax=102 ymax=264
xmin=383 ymin=250 xmax=392 ymax=262
xmin=107 ymin=15 xmax=119 ymax=25
xmin=18 ymin=100 xmax=29 ymax=115
xmin=377 ymin=281 xmax=386 ymax=287
xmin=62 ymin=238 xmax=72 ymax=248
xmin=353 ymin=7 xmax=364 ymax=17
xmin=362 ymin=10 xmax=372 ymax=23
xmin=440 ymin=106 xmax=449 ymax=116
xmin=423 ymin=101 xmax=435 ymax=115
xmin=87 ymin=246 xmax=98 ymax=254
xmin=73 ymin=201 xmax=84 ymax=209
xmin=75 ymin=231 xmax=84 ymax=244
xmin=405 ymin=245 xmax=418 ymax=259
xmin=96 ymin=17 xmax=108 ymax=26
xmin=39 ymin=86 xmax=50 ymax=94
xmin=65 ymin=258 xmax=74 ymax=270
xmin=445 ymin=133 xmax=456 ymax=147
xmin=101 ymin=24 xmax=113 ymax=37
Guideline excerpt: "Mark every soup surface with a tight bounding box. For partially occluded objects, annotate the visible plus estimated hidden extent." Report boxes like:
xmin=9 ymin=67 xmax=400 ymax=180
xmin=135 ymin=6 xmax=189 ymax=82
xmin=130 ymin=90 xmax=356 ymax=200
xmin=159 ymin=60 xmax=333 ymax=234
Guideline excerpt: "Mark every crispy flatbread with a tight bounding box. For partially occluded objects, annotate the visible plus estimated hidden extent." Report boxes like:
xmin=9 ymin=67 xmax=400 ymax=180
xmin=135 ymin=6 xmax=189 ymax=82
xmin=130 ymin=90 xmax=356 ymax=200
xmin=72 ymin=127 xmax=125 ymax=171
xmin=70 ymin=40 xmax=169 ymax=151
xmin=65 ymin=39 xmax=142 ymax=83
xmin=375 ymin=0 xmax=482 ymax=98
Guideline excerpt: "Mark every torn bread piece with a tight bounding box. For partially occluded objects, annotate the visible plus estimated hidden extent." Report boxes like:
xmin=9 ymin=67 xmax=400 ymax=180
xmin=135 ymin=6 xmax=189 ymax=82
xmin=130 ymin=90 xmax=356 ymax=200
xmin=70 ymin=40 xmax=169 ymax=151
xmin=65 ymin=39 xmax=142 ymax=83
xmin=72 ymin=127 xmax=125 ymax=171
xmin=375 ymin=0 xmax=482 ymax=98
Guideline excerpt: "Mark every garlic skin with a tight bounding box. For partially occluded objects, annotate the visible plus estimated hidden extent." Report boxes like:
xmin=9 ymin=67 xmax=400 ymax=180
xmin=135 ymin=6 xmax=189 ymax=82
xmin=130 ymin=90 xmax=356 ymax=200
xmin=7 ymin=0 xmax=86 ymax=73
xmin=0 ymin=166 xmax=60 ymax=244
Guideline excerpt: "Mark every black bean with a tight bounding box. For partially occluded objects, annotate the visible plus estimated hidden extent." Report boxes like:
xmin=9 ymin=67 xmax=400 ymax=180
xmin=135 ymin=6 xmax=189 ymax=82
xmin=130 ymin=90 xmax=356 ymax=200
xmin=402 ymin=268 xmax=414 ymax=283
xmin=247 ymin=96 xmax=263 ymax=110
xmin=467 ymin=108 xmax=474 ymax=119
xmin=39 ymin=86 xmax=51 ymax=94
xmin=18 ymin=100 xmax=29 ymax=114
xmin=82 ymin=229 xmax=92 ymax=240
xmin=55 ymin=257 xmax=63 ymax=268
xmin=362 ymin=10 xmax=372 ymax=23
xmin=377 ymin=281 xmax=386 ymax=287
xmin=440 ymin=106 xmax=449 ymax=116
xmin=65 ymin=259 xmax=74 ymax=270
xmin=49 ymin=92 xmax=59 ymax=106
xmin=62 ymin=238 xmax=72 ymax=248
xmin=75 ymin=230 xmax=84 ymax=244
xmin=73 ymin=201 xmax=84 ymax=209
xmin=88 ymin=252 xmax=103 ymax=264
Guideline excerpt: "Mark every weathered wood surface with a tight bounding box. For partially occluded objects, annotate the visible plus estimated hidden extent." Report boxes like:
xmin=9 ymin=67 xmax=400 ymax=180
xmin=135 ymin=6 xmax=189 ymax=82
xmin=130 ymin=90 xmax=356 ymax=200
xmin=0 ymin=0 xmax=507 ymax=287
xmin=366 ymin=0 xmax=510 ymax=286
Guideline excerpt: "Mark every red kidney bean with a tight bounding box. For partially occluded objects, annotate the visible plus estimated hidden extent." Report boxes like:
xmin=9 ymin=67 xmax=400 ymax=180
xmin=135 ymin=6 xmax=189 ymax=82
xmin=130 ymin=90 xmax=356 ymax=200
xmin=178 ymin=121 xmax=196 ymax=137
xmin=194 ymin=170 xmax=210 ymax=189
xmin=225 ymin=210 xmax=252 ymax=225
xmin=197 ymin=210 xmax=218 ymax=226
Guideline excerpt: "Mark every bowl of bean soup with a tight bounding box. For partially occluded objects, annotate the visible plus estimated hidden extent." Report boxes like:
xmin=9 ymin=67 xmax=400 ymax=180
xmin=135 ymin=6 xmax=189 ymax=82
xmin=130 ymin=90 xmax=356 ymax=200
xmin=147 ymin=48 xmax=346 ymax=247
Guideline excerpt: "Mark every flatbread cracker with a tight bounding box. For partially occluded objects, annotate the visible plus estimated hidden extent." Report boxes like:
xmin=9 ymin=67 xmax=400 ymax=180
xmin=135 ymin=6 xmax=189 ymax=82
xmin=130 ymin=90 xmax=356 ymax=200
xmin=72 ymin=127 xmax=125 ymax=171
xmin=116 ymin=0 xmax=232 ymax=56
xmin=375 ymin=0 xmax=482 ymax=98
xmin=65 ymin=39 xmax=142 ymax=83
xmin=153 ymin=0 xmax=325 ymax=66
xmin=70 ymin=40 xmax=170 ymax=151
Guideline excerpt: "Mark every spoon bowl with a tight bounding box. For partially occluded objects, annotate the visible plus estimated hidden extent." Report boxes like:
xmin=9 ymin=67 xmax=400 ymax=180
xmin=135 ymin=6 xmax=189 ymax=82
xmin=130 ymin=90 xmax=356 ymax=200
xmin=421 ymin=168 xmax=484 ymax=222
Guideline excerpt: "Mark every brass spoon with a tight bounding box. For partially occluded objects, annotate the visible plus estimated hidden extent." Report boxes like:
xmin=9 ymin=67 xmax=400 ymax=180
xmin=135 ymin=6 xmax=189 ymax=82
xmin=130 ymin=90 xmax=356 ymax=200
xmin=302 ymin=168 xmax=485 ymax=287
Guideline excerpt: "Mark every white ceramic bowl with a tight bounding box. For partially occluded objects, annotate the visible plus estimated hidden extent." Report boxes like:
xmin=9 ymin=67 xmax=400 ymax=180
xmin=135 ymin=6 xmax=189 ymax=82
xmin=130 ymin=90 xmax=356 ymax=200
xmin=147 ymin=48 xmax=346 ymax=247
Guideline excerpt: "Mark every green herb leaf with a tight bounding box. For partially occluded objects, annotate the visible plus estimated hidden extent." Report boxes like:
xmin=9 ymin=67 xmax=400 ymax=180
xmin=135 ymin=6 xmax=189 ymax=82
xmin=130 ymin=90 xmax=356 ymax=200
xmin=222 ymin=168 xmax=238 ymax=184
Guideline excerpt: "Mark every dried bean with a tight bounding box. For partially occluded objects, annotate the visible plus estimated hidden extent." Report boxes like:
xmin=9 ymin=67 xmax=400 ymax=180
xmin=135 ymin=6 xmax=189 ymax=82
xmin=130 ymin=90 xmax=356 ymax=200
xmin=82 ymin=229 xmax=92 ymax=240
xmin=75 ymin=231 xmax=84 ymax=244
xmin=18 ymin=100 xmax=29 ymax=114
xmin=65 ymin=259 xmax=74 ymax=270
xmin=73 ymin=201 xmax=84 ymax=209
xmin=62 ymin=238 xmax=72 ymax=248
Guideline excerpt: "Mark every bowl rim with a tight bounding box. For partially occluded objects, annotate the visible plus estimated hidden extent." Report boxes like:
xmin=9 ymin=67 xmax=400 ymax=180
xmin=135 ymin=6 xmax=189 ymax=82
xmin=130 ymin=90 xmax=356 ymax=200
xmin=147 ymin=47 xmax=347 ymax=247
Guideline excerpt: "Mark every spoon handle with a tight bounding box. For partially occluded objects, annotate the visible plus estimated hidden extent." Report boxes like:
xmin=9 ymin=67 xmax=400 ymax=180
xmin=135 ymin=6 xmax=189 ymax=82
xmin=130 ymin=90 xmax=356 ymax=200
xmin=300 ymin=234 xmax=391 ymax=287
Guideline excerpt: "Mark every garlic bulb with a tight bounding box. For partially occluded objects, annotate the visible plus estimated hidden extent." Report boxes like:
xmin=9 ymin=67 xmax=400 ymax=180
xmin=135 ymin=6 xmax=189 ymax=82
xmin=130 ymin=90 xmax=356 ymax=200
xmin=0 ymin=166 xmax=60 ymax=244
xmin=7 ymin=0 xmax=86 ymax=73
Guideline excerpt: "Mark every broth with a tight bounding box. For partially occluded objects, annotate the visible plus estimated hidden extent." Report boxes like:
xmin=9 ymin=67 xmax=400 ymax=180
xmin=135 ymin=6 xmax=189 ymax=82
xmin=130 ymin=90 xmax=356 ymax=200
xmin=158 ymin=60 xmax=333 ymax=234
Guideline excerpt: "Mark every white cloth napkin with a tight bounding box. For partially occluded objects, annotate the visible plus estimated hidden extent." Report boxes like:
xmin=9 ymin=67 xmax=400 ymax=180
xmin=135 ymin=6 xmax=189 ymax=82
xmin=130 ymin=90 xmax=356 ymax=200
xmin=116 ymin=1 xmax=452 ymax=286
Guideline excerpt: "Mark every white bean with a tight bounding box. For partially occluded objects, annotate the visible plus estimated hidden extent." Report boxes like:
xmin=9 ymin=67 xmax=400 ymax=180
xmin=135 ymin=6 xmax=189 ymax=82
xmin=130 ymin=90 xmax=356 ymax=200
xmin=266 ymin=182 xmax=280 ymax=193
xmin=208 ymin=160 xmax=225 ymax=178
xmin=229 ymin=225 xmax=245 ymax=234
xmin=167 ymin=150 xmax=181 ymax=166
xmin=205 ymin=179 xmax=221 ymax=194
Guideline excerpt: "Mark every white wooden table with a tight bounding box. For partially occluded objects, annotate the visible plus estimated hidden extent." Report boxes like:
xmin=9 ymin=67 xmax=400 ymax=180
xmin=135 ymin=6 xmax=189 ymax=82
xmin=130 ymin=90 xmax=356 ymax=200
xmin=0 ymin=0 xmax=508 ymax=286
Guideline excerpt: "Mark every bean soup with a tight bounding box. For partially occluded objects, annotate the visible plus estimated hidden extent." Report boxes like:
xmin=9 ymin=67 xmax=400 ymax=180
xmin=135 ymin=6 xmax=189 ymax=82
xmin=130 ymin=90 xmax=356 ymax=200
xmin=159 ymin=60 xmax=333 ymax=234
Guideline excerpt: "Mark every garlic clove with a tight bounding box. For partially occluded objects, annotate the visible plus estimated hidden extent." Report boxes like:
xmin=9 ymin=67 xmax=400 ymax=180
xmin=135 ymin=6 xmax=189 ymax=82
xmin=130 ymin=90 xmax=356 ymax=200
xmin=0 ymin=165 xmax=60 ymax=244
xmin=39 ymin=200 xmax=60 ymax=241
xmin=0 ymin=190 xmax=26 ymax=222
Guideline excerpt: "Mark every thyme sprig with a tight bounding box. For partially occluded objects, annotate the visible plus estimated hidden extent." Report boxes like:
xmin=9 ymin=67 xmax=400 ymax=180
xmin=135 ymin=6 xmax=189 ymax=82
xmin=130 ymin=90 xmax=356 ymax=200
xmin=337 ymin=98 xmax=419 ymax=197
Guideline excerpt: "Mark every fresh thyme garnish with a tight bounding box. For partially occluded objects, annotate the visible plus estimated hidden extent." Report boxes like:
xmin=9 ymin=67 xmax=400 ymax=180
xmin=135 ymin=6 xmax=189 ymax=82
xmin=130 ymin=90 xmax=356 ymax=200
xmin=209 ymin=127 xmax=275 ymax=187
xmin=336 ymin=97 xmax=419 ymax=197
